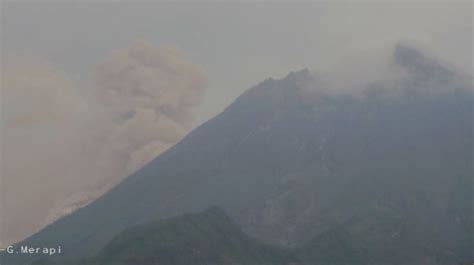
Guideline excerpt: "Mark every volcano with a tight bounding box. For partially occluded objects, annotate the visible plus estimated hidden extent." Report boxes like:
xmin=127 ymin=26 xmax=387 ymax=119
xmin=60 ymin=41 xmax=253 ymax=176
xmin=9 ymin=44 xmax=473 ymax=265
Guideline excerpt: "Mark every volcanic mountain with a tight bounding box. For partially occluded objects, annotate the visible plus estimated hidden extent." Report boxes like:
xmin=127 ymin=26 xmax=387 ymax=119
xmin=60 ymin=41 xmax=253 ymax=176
xmin=7 ymin=44 xmax=473 ymax=265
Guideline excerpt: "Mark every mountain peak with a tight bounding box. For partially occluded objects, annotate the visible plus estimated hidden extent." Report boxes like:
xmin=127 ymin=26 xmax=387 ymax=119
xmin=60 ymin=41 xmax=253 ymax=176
xmin=393 ymin=43 xmax=454 ymax=80
xmin=230 ymin=68 xmax=314 ymax=115
xmin=285 ymin=68 xmax=311 ymax=80
xmin=282 ymin=68 xmax=314 ymax=89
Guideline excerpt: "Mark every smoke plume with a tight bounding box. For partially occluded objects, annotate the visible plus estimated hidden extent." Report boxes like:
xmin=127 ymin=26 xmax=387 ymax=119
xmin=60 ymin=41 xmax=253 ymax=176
xmin=1 ymin=41 xmax=207 ymax=246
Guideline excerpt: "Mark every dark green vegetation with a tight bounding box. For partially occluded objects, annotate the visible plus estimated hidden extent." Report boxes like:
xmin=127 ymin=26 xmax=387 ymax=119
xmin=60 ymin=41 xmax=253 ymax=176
xmin=5 ymin=44 xmax=472 ymax=265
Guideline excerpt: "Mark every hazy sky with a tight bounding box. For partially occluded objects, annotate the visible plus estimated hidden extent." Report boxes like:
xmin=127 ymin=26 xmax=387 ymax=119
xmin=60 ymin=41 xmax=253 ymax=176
xmin=1 ymin=0 xmax=472 ymax=246
xmin=3 ymin=1 xmax=472 ymax=122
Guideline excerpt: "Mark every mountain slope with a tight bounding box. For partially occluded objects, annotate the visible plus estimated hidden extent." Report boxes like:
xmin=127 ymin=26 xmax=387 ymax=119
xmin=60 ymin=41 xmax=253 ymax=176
xmin=8 ymin=44 xmax=473 ymax=265
xmin=76 ymin=207 xmax=297 ymax=265
xmin=30 ymin=208 xmax=374 ymax=265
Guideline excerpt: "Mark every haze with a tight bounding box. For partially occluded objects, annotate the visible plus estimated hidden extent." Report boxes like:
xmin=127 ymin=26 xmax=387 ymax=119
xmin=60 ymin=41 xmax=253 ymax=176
xmin=1 ymin=0 xmax=472 ymax=247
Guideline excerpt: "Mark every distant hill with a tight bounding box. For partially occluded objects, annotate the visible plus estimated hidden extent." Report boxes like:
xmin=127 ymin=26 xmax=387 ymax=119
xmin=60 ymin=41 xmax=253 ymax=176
xmin=7 ymin=44 xmax=473 ymax=265
xmin=72 ymin=207 xmax=297 ymax=265
xmin=30 ymin=207 xmax=373 ymax=265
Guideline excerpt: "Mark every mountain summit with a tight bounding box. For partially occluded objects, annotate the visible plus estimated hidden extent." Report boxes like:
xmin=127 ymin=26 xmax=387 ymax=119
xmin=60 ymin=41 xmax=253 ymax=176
xmin=9 ymin=44 xmax=473 ymax=265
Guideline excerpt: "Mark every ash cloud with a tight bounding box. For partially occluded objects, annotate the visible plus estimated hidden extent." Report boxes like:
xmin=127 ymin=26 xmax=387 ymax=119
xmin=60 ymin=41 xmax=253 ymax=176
xmin=1 ymin=41 xmax=207 ymax=246
xmin=96 ymin=41 xmax=207 ymax=174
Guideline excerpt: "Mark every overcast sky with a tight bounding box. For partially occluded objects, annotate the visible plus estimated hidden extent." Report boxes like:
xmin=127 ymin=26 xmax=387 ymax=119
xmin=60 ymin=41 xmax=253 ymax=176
xmin=3 ymin=1 xmax=472 ymax=122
